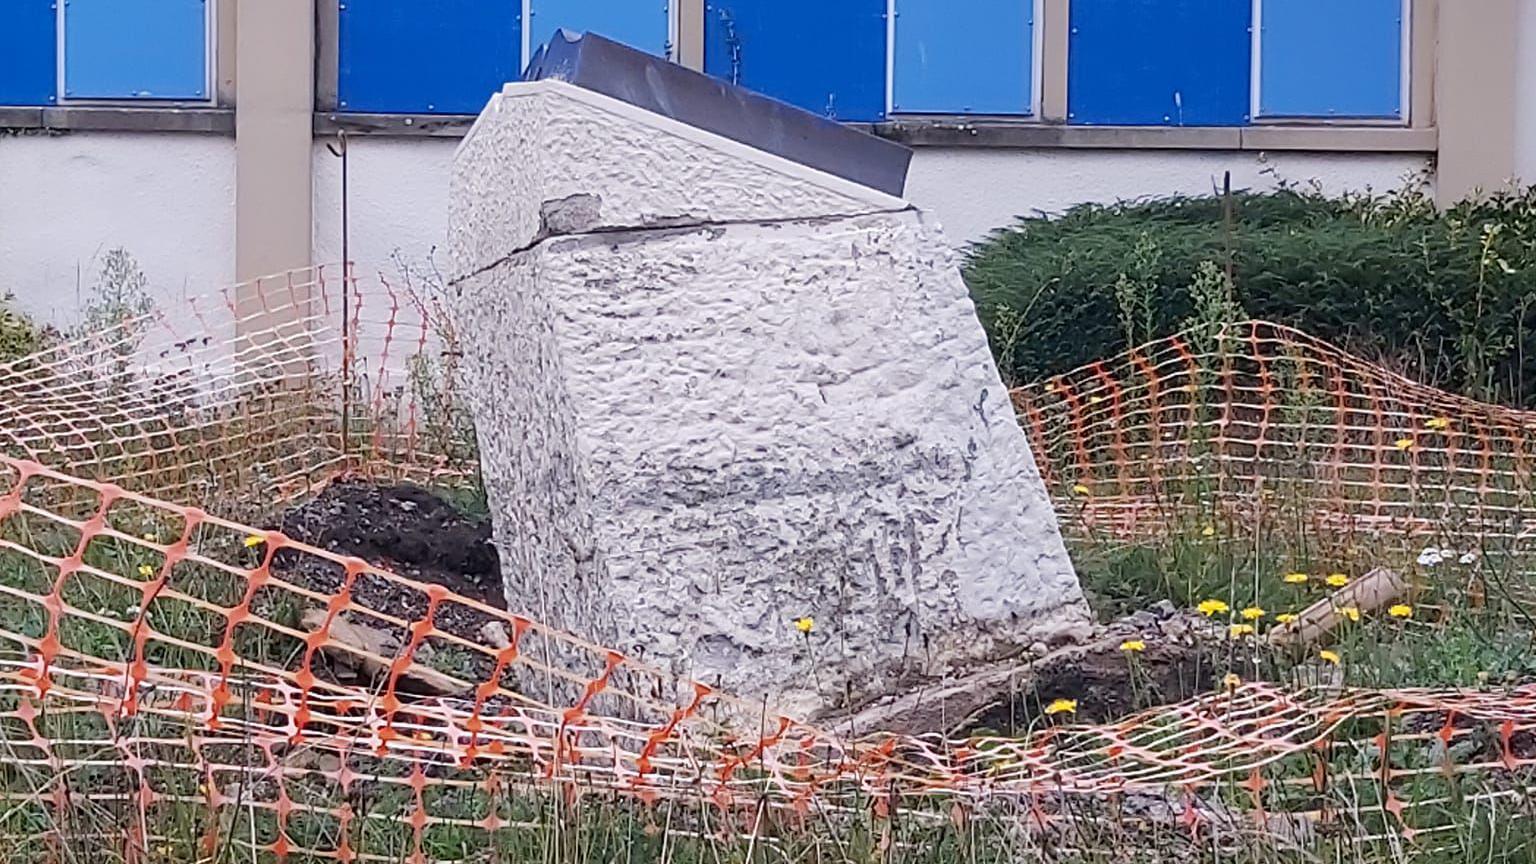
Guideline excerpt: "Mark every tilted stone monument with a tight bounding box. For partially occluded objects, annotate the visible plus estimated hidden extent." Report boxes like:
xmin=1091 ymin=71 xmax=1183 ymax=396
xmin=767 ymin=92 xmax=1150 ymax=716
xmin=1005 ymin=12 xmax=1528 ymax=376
xmin=448 ymin=34 xmax=1088 ymax=720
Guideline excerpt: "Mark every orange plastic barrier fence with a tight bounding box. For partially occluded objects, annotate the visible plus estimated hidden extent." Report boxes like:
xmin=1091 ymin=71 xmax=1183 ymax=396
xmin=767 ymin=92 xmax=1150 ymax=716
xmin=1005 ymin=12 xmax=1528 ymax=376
xmin=0 ymin=265 xmax=475 ymax=518
xmin=3 ymin=454 xmax=1536 ymax=859
xmin=9 ymin=276 xmax=1536 ymax=857
xmin=7 ymin=272 xmax=1533 ymax=556
xmin=1014 ymin=321 xmax=1536 ymax=553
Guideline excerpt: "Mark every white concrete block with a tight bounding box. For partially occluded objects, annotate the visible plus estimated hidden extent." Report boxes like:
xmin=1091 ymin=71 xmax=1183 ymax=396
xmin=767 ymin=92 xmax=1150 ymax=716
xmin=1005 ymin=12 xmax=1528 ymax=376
xmin=448 ymin=81 xmax=908 ymax=276
xmin=450 ymin=81 xmax=1088 ymax=719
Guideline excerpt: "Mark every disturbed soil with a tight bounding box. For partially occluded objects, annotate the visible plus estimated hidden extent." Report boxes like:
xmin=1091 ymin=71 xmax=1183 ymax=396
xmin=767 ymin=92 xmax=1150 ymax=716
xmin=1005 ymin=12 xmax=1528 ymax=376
xmin=267 ymin=477 xmax=506 ymax=691
xmin=966 ymin=645 xmax=1213 ymax=734
xmin=967 ymin=602 xmax=1218 ymax=732
xmin=266 ymin=479 xmax=1216 ymax=725
xmin=834 ymin=602 xmax=1221 ymax=737
xmin=277 ymin=477 xmax=502 ymax=609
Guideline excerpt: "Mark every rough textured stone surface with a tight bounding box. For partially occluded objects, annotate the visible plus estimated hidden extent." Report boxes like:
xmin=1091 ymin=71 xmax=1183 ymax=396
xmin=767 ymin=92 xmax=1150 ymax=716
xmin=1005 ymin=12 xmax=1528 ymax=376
xmin=449 ymin=81 xmax=1088 ymax=719
xmin=449 ymin=81 xmax=902 ymax=277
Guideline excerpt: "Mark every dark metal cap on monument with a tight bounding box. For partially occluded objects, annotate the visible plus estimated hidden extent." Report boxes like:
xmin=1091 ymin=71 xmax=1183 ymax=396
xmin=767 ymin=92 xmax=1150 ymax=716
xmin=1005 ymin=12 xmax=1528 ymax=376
xmin=523 ymin=30 xmax=912 ymax=197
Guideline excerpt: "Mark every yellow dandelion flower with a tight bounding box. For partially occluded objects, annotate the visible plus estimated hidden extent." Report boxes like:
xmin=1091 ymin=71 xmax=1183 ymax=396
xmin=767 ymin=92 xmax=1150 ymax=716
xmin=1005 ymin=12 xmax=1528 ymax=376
xmin=243 ymin=534 xmax=264 ymax=549
xmin=1282 ymin=572 xmax=1309 ymax=584
xmin=1196 ymin=599 xmax=1230 ymax=617
xmin=1275 ymin=613 xmax=1298 ymax=625
xmin=794 ymin=617 xmax=815 ymax=634
xmin=1119 ymin=639 xmax=1146 ymax=653
xmin=1394 ymin=437 xmax=1414 ymax=451
xmin=136 ymin=564 xmax=154 ymax=578
xmin=1388 ymin=604 xmax=1414 ymax=619
xmin=1325 ymin=573 xmax=1350 ymax=588
xmin=1319 ymin=650 xmax=1341 ymax=665
xmin=1201 ymin=525 xmax=1216 ymax=538
xmin=1221 ymin=673 xmax=1242 ymax=689
xmin=1072 ymin=483 xmax=1091 ymax=496
xmin=1426 ymin=417 xmax=1451 ymax=431
xmin=1229 ymin=623 xmax=1256 ymax=638
xmin=141 ymin=532 xmax=157 ymax=542
xmin=1339 ymin=606 xmax=1361 ymax=623
xmin=1044 ymin=698 xmax=1077 ymax=716
xmin=1241 ymin=606 xmax=1265 ymax=621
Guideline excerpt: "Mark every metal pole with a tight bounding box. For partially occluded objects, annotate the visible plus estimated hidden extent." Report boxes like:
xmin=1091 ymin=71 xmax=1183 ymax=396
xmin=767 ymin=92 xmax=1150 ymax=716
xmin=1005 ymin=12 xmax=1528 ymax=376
xmin=327 ymin=131 xmax=353 ymax=458
xmin=1222 ymin=170 xmax=1235 ymax=286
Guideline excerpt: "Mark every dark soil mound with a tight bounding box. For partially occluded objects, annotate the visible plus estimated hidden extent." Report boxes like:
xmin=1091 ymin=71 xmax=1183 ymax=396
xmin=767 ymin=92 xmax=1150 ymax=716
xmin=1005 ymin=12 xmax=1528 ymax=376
xmin=267 ymin=479 xmax=509 ymax=691
xmin=277 ymin=478 xmax=503 ymax=610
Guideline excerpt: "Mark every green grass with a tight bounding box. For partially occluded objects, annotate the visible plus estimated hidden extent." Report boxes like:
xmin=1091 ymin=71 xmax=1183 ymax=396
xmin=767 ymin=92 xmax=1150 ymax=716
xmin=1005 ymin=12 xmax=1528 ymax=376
xmin=1074 ymin=519 xmax=1536 ymax=689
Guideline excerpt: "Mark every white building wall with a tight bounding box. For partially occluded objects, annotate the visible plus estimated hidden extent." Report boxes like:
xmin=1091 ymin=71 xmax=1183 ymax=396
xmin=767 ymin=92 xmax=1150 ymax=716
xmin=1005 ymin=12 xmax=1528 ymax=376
xmin=312 ymin=137 xmax=455 ymax=282
xmin=905 ymin=148 xmax=1430 ymax=246
xmin=314 ymin=140 xmax=1430 ymax=277
xmin=0 ymin=132 xmax=236 ymax=326
xmin=0 ymin=131 xmax=1429 ymax=331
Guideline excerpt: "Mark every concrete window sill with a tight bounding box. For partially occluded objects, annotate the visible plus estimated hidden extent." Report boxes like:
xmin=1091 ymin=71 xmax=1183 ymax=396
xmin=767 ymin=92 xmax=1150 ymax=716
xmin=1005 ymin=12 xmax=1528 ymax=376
xmin=867 ymin=121 xmax=1437 ymax=152
xmin=315 ymin=112 xmax=1437 ymax=154
xmin=0 ymin=106 xmax=235 ymax=134
xmin=314 ymin=112 xmax=478 ymax=138
xmin=0 ymin=106 xmax=1436 ymax=155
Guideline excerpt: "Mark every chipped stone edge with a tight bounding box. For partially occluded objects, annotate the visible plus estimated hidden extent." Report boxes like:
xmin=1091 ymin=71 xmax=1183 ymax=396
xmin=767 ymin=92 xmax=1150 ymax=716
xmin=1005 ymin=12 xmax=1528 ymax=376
xmin=454 ymin=80 xmax=911 ymax=213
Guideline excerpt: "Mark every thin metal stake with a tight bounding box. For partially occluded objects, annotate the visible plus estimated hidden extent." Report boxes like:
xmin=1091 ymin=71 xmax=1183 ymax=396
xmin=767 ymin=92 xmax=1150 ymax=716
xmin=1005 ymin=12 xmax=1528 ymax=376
xmin=1222 ymin=170 xmax=1235 ymax=286
xmin=326 ymin=131 xmax=353 ymax=460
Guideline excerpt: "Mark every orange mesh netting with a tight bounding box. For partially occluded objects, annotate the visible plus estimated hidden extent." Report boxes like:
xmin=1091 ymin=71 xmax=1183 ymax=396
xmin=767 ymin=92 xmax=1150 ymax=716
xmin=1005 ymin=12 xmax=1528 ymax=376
xmin=2 ymin=455 xmax=1536 ymax=859
xmin=0 ymin=265 xmax=475 ymax=517
xmin=6 ymin=275 xmax=1532 ymax=563
xmin=7 ymin=279 xmax=1536 ymax=856
xmin=1014 ymin=320 xmax=1536 ymax=555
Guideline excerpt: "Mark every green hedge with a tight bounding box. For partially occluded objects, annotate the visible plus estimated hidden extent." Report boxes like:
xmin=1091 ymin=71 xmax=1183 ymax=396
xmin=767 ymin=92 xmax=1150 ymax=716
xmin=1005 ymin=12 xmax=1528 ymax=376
xmin=964 ymin=185 xmax=1536 ymax=408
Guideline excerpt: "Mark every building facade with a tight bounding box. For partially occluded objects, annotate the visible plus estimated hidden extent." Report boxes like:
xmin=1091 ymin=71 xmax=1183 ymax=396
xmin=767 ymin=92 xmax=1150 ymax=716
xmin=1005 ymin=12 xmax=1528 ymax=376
xmin=1 ymin=0 xmax=1534 ymax=324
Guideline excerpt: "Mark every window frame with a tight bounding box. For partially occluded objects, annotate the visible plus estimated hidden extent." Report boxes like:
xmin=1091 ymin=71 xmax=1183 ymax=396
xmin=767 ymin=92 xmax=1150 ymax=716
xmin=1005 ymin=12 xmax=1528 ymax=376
xmin=1249 ymin=0 xmax=1413 ymax=126
xmin=56 ymin=0 xmax=218 ymax=106
xmin=1061 ymin=0 xmax=1255 ymax=127
xmin=520 ymin=0 xmax=677 ymax=67
xmin=319 ymin=1 xmax=678 ymax=115
xmin=315 ymin=0 xmax=1439 ymax=157
xmin=885 ymin=0 xmax=1044 ymax=119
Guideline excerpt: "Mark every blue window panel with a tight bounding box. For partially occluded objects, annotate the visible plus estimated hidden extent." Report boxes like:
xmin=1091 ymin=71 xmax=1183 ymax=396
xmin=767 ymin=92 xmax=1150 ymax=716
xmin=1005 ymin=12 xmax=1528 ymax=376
xmin=0 ymin=1 xmax=55 ymax=105
xmin=1259 ymin=0 xmax=1403 ymax=119
xmin=893 ymin=0 xmax=1033 ymax=115
xmin=704 ymin=0 xmax=885 ymax=122
xmin=339 ymin=1 xmax=521 ymax=114
xmin=1068 ymin=0 xmax=1250 ymax=126
xmin=64 ymin=0 xmax=208 ymax=99
xmin=530 ymin=0 xmax=670 ymax=57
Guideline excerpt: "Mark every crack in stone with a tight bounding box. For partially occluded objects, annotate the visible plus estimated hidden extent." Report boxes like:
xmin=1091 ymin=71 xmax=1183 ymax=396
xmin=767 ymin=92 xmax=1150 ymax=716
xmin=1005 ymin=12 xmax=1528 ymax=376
xmin=449 ymin=205 xmax=918 ymax=287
